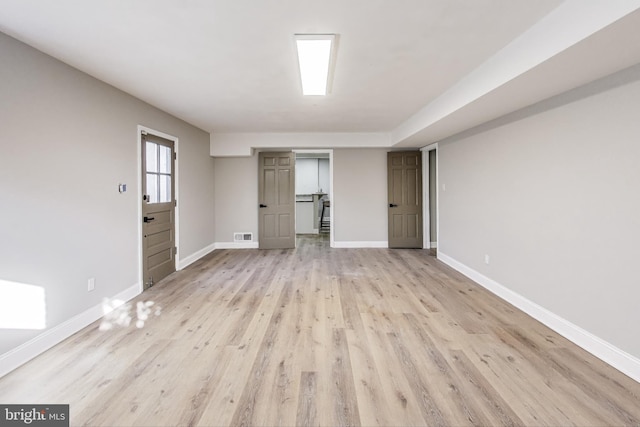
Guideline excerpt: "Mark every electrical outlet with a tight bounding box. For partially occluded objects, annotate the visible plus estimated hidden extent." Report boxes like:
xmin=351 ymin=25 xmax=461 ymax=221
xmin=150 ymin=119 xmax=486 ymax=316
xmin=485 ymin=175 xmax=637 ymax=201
xmin=88 ymin=277 xmax=95 ymax=292
xmin=484 ymin=254 xmax=490 ymax=265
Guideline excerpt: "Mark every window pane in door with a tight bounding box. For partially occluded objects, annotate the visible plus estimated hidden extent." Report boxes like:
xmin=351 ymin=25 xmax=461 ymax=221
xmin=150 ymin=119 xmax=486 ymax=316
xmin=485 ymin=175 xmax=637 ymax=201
xmin=159 ymin=175 xmax=171 ymax=203
xmin=159 ymin=145 xmax=171 ymax=174
xmin=146 ymin=173 xmax=158 ymax=203
xmin=146 ymin=142 xmax=158 ymax=173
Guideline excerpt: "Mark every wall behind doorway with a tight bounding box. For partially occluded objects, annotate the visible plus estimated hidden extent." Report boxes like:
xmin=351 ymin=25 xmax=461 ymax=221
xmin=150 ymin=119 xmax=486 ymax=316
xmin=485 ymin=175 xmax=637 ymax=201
xmin=295 ymin=157 xmax=330 ymax=196
xmin=212 ymin=148 xmax=388 ymax=247
xmin=332 ymin=148 xmax=388 ymax=246
xmin=213 ymin=155 xmax=258 ymax=244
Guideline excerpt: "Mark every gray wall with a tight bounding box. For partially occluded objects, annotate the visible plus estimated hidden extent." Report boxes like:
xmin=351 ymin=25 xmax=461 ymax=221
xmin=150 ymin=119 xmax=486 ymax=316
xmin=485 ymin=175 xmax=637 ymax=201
xmin=0 ymin=32 xmax=215 ymax=354
xmin=213 ymin=155 xmax=258 ymax=242
xmin=213 ymin=148 xmax=388 ymax=244
xmin=438 ymin=64 xmax=640 ymax=358
xmin=333 ymin=149 xmax=388 ymax=243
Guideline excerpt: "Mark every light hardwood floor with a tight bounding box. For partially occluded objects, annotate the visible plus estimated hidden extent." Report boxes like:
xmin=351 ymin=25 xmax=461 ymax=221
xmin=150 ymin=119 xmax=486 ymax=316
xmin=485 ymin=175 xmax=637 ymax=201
xmin=1 ymin=235 xmax=640 ymax=426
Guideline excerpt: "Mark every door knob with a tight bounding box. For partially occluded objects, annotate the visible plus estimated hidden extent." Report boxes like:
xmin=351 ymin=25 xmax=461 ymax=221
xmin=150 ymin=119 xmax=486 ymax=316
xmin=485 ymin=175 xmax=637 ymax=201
xmin=389 ymin=203 xmax=398 ymax=208
xmin=259 ymin=204 xmax=267 ymax=208
xmin=143 ymin=216 xmax=155 ymax=222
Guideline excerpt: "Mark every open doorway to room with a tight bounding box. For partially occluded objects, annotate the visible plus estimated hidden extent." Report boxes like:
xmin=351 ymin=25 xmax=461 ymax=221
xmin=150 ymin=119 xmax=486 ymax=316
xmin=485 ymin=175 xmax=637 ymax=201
xmin=422 ymin=144 xmax=438 ymax=256
xmin=293 ymin=150 xmax=333 ymax=248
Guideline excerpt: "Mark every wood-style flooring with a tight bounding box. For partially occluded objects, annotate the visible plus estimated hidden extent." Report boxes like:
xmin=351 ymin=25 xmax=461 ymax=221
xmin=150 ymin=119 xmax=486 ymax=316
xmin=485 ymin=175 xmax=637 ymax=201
xmin=1 ymin=235 xmax=639 ymax=426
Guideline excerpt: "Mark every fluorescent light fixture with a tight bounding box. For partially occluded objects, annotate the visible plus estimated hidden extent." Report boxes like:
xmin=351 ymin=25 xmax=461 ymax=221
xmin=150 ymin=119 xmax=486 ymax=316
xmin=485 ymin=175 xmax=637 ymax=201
xmin=295 ymin=34 xmax=335 ymax=96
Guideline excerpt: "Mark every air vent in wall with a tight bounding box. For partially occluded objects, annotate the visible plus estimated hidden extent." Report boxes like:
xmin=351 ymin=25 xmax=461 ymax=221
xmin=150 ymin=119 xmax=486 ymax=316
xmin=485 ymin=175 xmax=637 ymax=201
xmin=233 ymin=232 xmax=253 ymax=242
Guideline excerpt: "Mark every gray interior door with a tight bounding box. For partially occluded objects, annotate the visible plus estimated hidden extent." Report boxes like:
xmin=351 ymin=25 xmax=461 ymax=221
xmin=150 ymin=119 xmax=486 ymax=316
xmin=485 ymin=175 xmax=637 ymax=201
xmin=258 ymin=152 xmax=295 ymax=249
xmin=388 ymin=151 xmax=423 ymax=248
xmin=142 ymin=132 xmax=176 ymax=288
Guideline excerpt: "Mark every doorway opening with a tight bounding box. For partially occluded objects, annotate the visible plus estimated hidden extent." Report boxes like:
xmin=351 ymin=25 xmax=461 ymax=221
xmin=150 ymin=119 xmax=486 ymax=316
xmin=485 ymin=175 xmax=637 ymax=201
xmin=293 ymin=150 xmax=333 ymax=248
xmin=422 ymin=143 xmax=438 ymax=256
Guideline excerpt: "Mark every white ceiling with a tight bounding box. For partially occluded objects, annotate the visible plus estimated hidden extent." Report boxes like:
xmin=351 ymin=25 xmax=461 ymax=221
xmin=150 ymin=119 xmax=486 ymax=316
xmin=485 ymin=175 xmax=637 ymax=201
xmin=1 ymin=0 xmax=640 ymax=150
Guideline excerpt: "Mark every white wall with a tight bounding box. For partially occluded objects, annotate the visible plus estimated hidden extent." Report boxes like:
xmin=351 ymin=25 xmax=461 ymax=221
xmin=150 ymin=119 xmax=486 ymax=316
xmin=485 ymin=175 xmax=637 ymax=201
xmin=318 ymin=159 xmax=330 ymax=195
xmin=438 ymin=64 xmax=640 ymax=361
xmin=295 ymin=158 xmax=330 ymax=196
xmin=0 ymin=32 xmax=215 ymax=357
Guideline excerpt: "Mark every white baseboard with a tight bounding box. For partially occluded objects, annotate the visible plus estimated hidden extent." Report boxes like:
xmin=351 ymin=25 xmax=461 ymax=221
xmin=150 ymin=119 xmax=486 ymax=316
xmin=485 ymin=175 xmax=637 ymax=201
xmin=0 ymin=283 xmax=140 ymax=379
xmin=430 ymin=241 xmax=438 ymax=249
xmin=437 ymin=252 xmax=640 ymax=383
xmin=178 ymin=242 xmax=216 ymax=270
xmin=215 ymin=241 xmax=259 ymax=249
xmin=333 ymin=241 xmax=388 ymax=248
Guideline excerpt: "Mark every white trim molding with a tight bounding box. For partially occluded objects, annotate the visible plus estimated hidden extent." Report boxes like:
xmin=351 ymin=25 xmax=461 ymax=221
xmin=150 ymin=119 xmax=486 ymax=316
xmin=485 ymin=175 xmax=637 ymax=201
xmin=421 ymin=143 xmax=438 ymax=251
xmin=438 ymin=252 xmax=640 ymax=383
xmin=333 ymin=241 xmax=388 ymax=248
xmin=0 ymin=283 xmax=140 ymax=379
xmin=178 ymin=243 xmax=217 ymax=270
xmin=420 ymin=142 xmax=439 ymax=152
xmin=215 ymin=242 xmax=260 ymax=249
xmin=421 ymin=149 xmax=429 ymax=249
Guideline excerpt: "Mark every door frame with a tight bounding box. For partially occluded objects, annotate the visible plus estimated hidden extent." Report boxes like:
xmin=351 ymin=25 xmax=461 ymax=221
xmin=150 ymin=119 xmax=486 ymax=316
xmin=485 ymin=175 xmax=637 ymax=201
xmin=421 ymin=142 xmax=438 ymax=250
xmin=292 ymin=149 xmax=334 ymax=248
xmin=137 ymin=125 xmax=180 ymax=292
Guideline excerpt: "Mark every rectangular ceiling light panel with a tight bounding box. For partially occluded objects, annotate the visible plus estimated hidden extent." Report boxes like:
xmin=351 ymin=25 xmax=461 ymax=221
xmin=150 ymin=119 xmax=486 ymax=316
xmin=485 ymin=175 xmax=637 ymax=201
xmin=295 ymin=34 xmax=335 ymax=96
